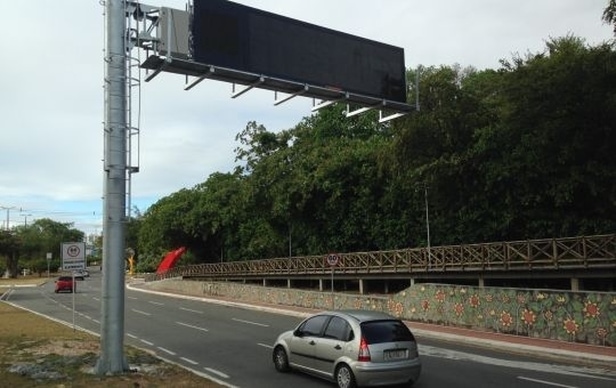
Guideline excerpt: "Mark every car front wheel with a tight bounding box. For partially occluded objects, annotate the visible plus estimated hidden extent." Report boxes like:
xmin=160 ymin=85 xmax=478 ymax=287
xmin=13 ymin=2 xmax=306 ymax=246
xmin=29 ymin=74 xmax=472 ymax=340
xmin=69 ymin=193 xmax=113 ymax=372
xmin=335 ymin=364 xmax=357 ymax=388
xmin=273 ymin=346 xmax=290 ymax=372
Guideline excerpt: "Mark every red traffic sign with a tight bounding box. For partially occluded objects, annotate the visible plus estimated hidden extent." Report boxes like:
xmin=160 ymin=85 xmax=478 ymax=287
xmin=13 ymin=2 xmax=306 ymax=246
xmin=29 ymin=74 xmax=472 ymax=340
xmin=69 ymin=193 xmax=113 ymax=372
xmin=326 ymin=254 xmax=339 ymax=267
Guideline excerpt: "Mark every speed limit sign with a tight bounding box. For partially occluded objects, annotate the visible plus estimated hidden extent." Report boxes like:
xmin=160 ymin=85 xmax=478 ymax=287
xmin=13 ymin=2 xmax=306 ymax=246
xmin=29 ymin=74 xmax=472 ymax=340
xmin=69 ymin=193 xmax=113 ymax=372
xmin=327 ymin=254 xmax=339 ymax=267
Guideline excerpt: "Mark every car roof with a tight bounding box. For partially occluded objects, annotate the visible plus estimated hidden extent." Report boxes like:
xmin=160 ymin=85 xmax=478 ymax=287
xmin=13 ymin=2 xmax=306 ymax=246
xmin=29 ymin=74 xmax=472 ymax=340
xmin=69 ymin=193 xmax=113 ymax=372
xmin=321 ymin=309 xmax=398 ymax=323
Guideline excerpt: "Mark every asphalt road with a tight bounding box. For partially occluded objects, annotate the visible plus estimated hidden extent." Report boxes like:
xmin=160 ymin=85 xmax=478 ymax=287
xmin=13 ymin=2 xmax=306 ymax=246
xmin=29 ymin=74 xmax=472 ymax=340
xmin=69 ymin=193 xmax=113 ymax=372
xmin=5 ymin=272 xmax=615 ymax=388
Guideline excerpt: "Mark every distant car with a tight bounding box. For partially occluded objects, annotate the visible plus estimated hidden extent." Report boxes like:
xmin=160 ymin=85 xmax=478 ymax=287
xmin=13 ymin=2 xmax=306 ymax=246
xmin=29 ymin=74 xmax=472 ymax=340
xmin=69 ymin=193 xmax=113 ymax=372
xmin=72 ymin=269 xmax=89 ymax=280
xmin=272 ymin=310 xmax=421 ymax=388
xmin=54 ymin=276 xmax=75 ymax=293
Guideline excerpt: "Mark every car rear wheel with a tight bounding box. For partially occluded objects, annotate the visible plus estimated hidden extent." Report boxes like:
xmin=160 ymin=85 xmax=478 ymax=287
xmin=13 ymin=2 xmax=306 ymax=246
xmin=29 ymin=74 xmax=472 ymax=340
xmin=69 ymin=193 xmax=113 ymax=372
xmin=335 ymin=364 xmax=357 ymax=388
xmin=273 ymin=346 xmax=290 ymax=372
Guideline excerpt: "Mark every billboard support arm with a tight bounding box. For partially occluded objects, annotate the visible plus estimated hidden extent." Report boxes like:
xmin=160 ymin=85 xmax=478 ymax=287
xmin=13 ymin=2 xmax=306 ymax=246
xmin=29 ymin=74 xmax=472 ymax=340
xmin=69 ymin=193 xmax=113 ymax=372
xmin=274 ymin=85 xmax=309 ymax=106
xmin=144 ymin=59 xmax=168 ymax=82
xmin=345 ymin=104 xmax=377 ymax=118
xmin=379 ymin=111 xmax=406 ymax=123
xmin=184 ymin=66 xmax=215 ymax=91
xmin=231 ymin=77 xmax=264 ymax=99
xmin=312 ymin=99 xmax=340 ymax=112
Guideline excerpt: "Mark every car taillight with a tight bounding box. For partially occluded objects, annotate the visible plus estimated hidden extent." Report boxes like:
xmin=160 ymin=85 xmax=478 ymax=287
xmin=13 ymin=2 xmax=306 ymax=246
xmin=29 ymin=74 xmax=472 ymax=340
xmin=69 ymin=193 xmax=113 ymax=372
xmin=357 ymin=336 xmax=371 ymax=362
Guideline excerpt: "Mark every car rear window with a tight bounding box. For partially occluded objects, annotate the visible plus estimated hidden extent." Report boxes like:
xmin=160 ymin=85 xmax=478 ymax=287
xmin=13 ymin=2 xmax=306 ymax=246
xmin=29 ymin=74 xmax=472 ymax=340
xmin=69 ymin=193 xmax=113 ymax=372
xmin=360 ymin=320 xmax=415 ymax=344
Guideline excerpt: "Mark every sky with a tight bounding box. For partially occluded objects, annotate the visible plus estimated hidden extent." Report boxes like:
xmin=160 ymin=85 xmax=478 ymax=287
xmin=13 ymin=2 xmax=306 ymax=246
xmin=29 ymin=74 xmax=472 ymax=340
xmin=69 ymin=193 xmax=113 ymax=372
xmin=0 ymin=0 xmax=613 ymax=236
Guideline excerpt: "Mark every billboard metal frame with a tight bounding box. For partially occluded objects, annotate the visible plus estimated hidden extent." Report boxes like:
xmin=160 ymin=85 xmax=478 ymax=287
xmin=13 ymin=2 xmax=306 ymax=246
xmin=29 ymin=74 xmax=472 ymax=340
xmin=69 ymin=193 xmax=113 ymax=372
xmin=127 ymin=1 xmax=416 ymax=123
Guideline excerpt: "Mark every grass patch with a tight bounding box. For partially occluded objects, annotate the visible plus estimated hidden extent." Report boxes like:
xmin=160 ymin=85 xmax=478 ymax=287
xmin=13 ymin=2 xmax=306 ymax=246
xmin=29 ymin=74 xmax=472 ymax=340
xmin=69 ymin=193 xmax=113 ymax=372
xmin=0 ymin=293 xmax=223 ymax=387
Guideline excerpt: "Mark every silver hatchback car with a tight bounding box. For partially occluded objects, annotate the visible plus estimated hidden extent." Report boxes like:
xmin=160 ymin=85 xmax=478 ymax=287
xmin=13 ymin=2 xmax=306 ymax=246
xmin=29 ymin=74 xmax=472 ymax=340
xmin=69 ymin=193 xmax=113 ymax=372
xmin=272 ymin=310 xmax=421 ymax=388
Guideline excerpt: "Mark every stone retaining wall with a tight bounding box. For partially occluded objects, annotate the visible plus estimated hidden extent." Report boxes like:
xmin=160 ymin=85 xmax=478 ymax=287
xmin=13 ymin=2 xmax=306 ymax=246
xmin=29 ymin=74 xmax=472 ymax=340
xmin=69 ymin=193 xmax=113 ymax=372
xmin=143 ymin=279 xmax=616 ymax=347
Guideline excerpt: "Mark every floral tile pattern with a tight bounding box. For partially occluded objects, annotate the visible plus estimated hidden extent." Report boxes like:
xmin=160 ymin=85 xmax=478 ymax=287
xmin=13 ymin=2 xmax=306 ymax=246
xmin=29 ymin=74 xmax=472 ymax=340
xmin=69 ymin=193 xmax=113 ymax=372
xmin=152 ymin=280 xmax=616 ymax=347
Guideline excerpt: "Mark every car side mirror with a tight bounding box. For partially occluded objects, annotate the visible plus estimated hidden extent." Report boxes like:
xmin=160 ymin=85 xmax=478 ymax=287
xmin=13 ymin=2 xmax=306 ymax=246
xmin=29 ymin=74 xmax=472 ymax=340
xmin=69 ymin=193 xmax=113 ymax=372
xmin=293 ymin=329 xmax=304 ymax=337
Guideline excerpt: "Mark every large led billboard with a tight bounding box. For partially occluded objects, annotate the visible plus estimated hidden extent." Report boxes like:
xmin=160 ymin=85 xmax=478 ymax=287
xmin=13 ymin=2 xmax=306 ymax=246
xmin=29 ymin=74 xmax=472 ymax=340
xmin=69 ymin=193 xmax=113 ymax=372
xmin=191 ymin=0 xmax=407 ymax=103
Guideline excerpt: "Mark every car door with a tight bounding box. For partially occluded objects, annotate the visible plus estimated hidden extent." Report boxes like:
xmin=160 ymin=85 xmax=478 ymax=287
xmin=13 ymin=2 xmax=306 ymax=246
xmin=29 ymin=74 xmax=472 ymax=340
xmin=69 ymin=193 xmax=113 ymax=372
xmin=313 ymin=316 xmax=353 ymax=376
xmin=287 ymin=314 xmax=330 ymax=371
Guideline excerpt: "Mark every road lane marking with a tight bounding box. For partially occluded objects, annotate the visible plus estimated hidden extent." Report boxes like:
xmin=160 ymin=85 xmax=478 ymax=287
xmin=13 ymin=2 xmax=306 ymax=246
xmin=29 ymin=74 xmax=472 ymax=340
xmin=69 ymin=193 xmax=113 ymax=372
xmin=205 ymin=367 xmax=229 ymax=379
xmin=157 ymin=347 xmax=176 ymax=356
xmin=140 ymin=339 xmax=154 ymax=346
xmin=518 ymin=376 xmax=578 ymax=387
xmin=131 ymin=309 xmax=151 ymax=316
xmin=127 ymin=333 xmax=138 ymax=339
xmin=419 ymin=345 xmax=616 ymax=381
xmin=179 ymin=307 xmax=204 ymax=314
xmin=181 ymin=357 xmax=199 ymax=365
xmin=176 ymin=321 xmax=209 ymax=332
xmin=149 ymin=301 xmax=164 ymax=306
xmin=128 ymin=296 xmax=138 ymax=300
xmin=257 ymin=343 xmax=273 ymax=349
xmin=232 ymin=318 xmax=269 ymax=327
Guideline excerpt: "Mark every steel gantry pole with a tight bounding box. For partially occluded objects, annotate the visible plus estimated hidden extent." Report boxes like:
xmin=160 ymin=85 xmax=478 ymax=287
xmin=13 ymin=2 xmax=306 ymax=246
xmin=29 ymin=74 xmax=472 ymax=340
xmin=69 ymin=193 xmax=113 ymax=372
xmin=96 ymin=0 xmax=129 ymax=374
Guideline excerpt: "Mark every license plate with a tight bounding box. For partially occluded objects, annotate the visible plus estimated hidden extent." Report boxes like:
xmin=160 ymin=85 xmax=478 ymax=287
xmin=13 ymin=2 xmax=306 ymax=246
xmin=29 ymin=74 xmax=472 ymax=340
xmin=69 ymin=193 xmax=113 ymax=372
xmin=384 ymin=349 xmax=407 ymax=360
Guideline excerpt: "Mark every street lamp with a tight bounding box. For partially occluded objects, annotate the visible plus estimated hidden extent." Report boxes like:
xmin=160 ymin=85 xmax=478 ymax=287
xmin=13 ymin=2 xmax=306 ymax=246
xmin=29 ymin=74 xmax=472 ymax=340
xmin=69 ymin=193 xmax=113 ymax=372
xmin=418 ymin=185 xmax=431 ymax=269
xmin=21 ymin=213 xmax=32 ymax=226
xmin=0 ymin=206 xmax=15 ymax=230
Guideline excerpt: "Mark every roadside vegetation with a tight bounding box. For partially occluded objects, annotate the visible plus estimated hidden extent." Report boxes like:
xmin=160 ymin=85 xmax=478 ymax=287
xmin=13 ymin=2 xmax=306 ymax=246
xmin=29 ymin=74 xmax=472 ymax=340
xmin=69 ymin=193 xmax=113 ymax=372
xmin=131 ymin=33 xmax=616 ymax=270
xmin=0 ymin=280 xmax=222 ymax=387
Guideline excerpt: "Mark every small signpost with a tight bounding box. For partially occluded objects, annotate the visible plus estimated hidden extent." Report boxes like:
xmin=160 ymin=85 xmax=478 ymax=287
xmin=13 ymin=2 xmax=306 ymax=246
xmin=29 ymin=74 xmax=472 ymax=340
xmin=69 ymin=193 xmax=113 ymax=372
xmin=61 ymin=242 xmax=86 ymax=271
xmin=46 ymin=252 xmax=52 ymax=278
xmin=61 ymin=242 xmax=86 ymax=330
xmin=327 ymin=254 xmax=339 ymax=309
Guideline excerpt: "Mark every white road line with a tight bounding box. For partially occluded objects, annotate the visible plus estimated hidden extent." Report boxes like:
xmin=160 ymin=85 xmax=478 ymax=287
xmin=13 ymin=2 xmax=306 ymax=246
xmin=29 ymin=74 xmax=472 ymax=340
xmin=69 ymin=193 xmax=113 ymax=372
xmin=176 ymin=321 xmax=209 ymax=332
xmin=140 ymin=339 xmax=154 ymax=346
xmin=204 ymin=367 xmax=230 ymax=379
xmin=179 ymin=307 xmax=204 ymax=314
xmin=131 ymin=309 xmax=151 ymax=316
xmin=126 ymin=333 xmax=138 ymax=339
xmin=93 ymin=319 xmax=100 ymax=324
xmin=232 ymin=318 xmax=269 ymax=327
xmin=92 ymin=297 xmax=100 ymax=302
xmin=157 ymin=347 xmax=176 ymax=356
xmin=257 ymin=343 xmax=273 ymax=349
xmin=420 ymin=345 xmax=615 ymax=381
xmin=127 ymin=296 xmax=138 ymax=300
xmin=517 ymin=376 xmax=578 ymax=388
xmin=181 ymin=357 xmax=199 ymax=365
xmin=149 ymin=301 xmax=164 ymax=306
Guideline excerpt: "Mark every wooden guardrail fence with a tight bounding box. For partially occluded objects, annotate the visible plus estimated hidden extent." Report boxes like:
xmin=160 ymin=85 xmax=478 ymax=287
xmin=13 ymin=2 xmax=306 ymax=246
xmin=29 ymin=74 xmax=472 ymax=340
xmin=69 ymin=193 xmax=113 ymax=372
xmin=145 ymin=234 xmax=616 ymax=281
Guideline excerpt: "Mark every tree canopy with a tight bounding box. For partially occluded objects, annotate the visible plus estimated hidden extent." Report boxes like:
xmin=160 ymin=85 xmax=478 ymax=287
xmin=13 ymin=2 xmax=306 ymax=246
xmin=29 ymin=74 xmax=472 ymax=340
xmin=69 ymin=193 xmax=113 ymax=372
xmin=135 ymin=36 xmax=616 ymax=265
xmin=0 ymin=218 xmax=84 ymax=278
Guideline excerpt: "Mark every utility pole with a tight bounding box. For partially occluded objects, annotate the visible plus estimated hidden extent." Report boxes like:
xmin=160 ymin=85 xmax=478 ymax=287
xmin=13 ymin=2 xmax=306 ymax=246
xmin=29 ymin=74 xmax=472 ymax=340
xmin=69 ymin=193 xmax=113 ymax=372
xmin=422 ymin=186 xmax=431 ymax=269
xmin=96 ymin=0 xmax=128 ymax=374
xmin=0 ymin=206 xmax=15 ymax=230
xmin=21 ymin=213 xmax=32 ymax=226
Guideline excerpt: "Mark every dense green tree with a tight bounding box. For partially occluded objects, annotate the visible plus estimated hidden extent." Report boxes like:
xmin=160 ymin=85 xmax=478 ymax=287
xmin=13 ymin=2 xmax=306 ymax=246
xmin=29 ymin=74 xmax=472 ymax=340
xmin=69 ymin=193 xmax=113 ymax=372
xmin=1 ymin=219 xmax=84 ymax=277
xmin=604 ymin=0 xmax=616 ymax=33
xmin=0 ymin=230 xmax=20 ymax=277
xmin=135 ymin=35 xmax=616 ymax=263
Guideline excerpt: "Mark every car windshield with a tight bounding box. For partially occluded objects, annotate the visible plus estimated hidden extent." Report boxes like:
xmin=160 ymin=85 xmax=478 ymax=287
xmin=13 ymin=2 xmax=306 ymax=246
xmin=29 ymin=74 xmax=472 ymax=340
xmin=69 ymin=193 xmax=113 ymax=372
xmin=360 ymin=320 xmax=415 ymax=344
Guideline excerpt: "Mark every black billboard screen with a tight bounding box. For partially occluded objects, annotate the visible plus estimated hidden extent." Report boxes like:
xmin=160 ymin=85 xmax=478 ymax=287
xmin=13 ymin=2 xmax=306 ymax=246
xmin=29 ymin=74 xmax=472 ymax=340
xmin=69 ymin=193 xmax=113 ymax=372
xmin=191 ymin=0 xmax=407 ymax=103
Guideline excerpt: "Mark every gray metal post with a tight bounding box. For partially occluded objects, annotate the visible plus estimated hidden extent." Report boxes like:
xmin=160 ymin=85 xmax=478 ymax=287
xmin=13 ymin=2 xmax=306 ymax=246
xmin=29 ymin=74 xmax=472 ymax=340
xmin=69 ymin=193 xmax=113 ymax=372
xmin=96 ymin=0 xmax=128 ymax=374
xmin=424 ymin=186 xmax=431 ymax=268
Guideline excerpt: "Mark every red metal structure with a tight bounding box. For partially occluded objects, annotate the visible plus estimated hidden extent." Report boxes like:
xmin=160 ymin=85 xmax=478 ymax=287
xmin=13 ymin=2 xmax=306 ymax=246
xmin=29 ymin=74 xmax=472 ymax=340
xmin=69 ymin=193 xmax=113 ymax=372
xmin=156 ymin=247 xmax=186 ymax=274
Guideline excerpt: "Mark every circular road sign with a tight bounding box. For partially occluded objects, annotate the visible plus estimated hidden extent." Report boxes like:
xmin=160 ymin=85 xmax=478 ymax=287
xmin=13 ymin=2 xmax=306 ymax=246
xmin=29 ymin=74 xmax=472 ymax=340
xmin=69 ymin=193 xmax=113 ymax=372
xmin=67 ymin=244 xmax=81 ymax=257
xmin=327 ymin=254 xmax=339 ymax=267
